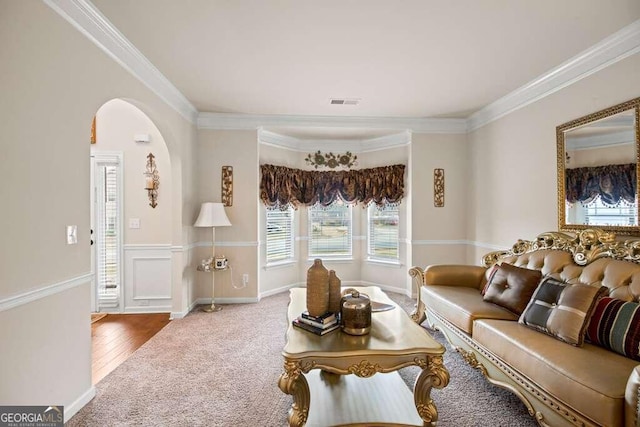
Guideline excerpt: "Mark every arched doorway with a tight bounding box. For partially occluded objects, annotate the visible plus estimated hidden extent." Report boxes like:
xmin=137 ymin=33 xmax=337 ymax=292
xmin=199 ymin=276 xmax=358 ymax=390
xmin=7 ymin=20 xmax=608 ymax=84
xmin=90 ymin=99 xmax=173 ymax=313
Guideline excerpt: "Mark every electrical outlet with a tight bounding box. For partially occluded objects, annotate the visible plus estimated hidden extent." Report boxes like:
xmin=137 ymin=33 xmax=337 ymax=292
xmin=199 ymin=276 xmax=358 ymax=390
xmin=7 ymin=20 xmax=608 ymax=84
xmin=242 ymin=274 xmax=249 ymax=286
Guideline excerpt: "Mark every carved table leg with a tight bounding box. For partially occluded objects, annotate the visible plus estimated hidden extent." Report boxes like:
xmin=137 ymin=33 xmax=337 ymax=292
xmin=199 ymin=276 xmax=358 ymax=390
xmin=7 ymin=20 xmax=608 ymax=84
xmin=278 ymin=360 xmax=310 ymax=427
xmin=414 ymin=355 xmax=450 ymax=426
xmin=408 ymin=267 xmax=427 ymax=324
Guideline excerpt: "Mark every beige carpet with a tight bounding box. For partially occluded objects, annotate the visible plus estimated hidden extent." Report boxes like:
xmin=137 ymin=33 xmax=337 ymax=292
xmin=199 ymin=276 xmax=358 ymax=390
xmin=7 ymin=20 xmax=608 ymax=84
xmin=68 ymin=291 xmax=537 ymax=426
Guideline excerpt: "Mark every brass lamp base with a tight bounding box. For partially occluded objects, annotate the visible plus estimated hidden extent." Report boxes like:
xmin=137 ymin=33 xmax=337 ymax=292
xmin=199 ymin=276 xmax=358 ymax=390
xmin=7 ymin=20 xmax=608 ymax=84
xmin=202 ymin=304 xmax=223 ymax=313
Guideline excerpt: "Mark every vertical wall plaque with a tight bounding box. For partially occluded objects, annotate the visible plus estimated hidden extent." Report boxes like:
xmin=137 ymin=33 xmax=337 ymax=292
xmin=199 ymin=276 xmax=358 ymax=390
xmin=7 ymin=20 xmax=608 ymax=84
xmin=434 ymin=168 xmax=444 ymax=207
xmin=222 ymin=166 xmax=233 ymax=207
xmin=90 ymin=116 xmax=96 ymax=144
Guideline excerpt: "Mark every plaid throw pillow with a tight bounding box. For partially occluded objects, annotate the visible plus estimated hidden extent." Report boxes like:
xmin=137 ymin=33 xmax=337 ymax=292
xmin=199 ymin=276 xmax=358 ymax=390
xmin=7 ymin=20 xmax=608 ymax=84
xmin=519 ymin=277 xmax=606 ymax=346
xmin=586 ymin=297 xmax=640 ymax=361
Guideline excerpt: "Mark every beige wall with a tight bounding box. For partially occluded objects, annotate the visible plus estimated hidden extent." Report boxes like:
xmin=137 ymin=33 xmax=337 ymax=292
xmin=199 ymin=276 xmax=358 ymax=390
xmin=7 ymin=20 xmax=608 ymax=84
xmin=195 ymin=130 xmax=259 ymax=302
xmin=567 ymin=144 xmax=635 ymax=168
xmin=467 ymin=52 xmax=640 ymax=263
xmin=94 ymin=99 xmax=172 ymax=244
xmin=409 ymin=133 xmax=468 ymax=277
xmin=0 ymin=1 xmax=196 ymax=418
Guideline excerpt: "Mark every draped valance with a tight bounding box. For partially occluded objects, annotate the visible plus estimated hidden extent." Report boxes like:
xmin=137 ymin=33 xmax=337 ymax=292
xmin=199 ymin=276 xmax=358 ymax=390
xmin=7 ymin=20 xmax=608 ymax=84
xmin=260 ymin=164 xmax=405 ymax=209
xmin=565 ymin=163 xmax=637 ymax=206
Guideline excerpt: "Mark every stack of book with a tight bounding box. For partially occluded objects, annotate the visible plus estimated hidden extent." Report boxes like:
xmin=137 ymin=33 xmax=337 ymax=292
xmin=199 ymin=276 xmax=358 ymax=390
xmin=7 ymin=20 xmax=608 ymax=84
xmin=292 ymin=311 xmax=340 ymax=335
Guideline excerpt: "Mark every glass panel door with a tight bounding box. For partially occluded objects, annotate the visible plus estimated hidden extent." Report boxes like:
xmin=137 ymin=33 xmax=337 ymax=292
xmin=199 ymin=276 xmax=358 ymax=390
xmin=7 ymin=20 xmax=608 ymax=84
xmin=93 ymin=155 xmax=122 ymax=310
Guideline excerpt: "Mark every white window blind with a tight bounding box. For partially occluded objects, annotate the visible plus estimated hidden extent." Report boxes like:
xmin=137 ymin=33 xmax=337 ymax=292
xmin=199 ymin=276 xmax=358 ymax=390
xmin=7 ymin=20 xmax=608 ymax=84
xmin=368 ymin=204 xmax=399 ymax=261
xmin=95 ymin=159 xmax=121 ymax=308
xmin=308 ymin=202 xmax=352 ymax=258
xmin=266 ymin=206 xmax=294 ymax=263
xmin=584 ymin=197 xmax=637 ymax=226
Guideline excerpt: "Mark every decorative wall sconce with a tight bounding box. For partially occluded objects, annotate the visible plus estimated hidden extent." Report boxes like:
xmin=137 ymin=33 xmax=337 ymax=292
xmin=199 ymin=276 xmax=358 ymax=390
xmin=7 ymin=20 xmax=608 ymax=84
xmin=144 ymin=152 xmax=159 ymax=208
xmin=222 ymin=166 xmax=233 ymax=207
xmin=434 ymin=168 xmax=445 ymax=207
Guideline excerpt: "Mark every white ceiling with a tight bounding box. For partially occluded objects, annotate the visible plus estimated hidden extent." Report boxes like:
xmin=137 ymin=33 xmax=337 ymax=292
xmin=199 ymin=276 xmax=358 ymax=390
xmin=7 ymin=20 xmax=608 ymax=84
xmin=87 ymin=0 xmax=640 ymax=138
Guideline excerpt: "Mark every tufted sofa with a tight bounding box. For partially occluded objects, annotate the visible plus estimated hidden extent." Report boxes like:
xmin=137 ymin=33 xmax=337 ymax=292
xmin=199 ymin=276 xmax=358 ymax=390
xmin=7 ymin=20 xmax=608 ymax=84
xmin=409 ymin=229 xmax=640 ymax=427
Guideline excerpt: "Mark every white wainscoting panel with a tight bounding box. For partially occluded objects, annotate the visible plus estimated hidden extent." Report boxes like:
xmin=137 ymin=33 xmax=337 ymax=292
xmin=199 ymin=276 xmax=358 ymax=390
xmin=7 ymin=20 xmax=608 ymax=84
xmin=124 ymin=245 xmax=172 ymax=312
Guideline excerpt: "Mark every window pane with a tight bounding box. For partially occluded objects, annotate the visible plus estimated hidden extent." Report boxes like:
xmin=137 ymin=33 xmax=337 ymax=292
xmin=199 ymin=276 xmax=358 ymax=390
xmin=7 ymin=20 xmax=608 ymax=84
xmin=584 ymin=197 xmax=637 ymax=226
xmin=266 ymin=207 xmax=294 ymax=263
xmin=309 ymin=203 xmax=352 ymax=258
xmin=368 ymin=204 xmax=399 ymax=260
xmin=96 ymin=161 xmax=121 ymax=309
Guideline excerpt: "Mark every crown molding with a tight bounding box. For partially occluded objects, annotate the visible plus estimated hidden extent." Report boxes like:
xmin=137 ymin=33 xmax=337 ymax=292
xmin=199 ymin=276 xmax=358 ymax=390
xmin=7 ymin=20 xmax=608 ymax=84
xmin=468 ymin=19 xmax=640 ymax=131
xmin=258 ymin=129 xmax=412 ymax=153
xmin=198 ymin=112 xmax=467 ymax=134
xmin=567 ymin=130 xmax=635 ymax=151
xmin=45 ymin=2 xmax=639 ymax=134
xmin=44 ymin=0 xmax=198 ymax=124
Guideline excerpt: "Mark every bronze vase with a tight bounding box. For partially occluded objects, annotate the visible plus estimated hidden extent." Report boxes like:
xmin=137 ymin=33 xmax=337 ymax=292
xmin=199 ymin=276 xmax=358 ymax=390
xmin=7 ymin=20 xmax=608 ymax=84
xmin=306 ymin=258 xmax=329 ymax=316
xmin=328 ymin=270 xmax=341 ymax=314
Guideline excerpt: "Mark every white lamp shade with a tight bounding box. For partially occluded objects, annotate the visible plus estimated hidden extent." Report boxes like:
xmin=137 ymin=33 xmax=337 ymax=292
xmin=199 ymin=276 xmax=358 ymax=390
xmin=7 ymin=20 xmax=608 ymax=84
xmin=194 ymin=202 xmax=232 ymax=227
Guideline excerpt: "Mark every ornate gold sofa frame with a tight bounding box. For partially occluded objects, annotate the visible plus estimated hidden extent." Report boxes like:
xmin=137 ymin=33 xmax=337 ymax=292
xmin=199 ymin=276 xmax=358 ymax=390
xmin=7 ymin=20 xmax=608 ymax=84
xmin=409 ymin=229 xmax=640 ymax=427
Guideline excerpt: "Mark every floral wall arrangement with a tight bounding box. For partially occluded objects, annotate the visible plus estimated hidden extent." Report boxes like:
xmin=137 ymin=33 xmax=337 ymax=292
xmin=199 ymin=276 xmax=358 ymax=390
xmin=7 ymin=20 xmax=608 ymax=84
xmin=304 ymin=150 xmax=358 ymax=169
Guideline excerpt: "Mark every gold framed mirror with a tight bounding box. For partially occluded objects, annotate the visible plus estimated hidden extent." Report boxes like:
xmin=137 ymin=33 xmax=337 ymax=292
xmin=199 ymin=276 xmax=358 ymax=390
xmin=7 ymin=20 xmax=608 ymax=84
xmin=557 ymin=97 xmax=640 ymax=235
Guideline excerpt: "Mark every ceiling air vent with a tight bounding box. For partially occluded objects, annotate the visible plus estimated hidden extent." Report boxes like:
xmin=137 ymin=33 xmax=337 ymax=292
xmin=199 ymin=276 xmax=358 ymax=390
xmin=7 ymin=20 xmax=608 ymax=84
xmin=330 ymin=98 xmax=360 ymax=106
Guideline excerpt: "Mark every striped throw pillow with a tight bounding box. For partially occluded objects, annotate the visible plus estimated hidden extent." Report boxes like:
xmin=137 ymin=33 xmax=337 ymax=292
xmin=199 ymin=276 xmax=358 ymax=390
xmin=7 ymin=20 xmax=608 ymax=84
xmin=586 ymin=297 xmax=640 ymax=361
xmin=519 ymin=277 xmax=606 ymax=346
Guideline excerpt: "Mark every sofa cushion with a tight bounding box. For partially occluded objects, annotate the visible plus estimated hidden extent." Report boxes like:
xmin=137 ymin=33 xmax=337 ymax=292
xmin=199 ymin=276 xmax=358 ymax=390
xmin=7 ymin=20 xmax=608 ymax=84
xmin=519 ymin=277 xmax=606 ymax=346
xmin=482 ymin=263 xmax=542 ymax=315
xmin=422 ymin=285 xmax=518 ymax=334
xmin=473 ymin=319 xmax=637 ymax=427
xmin=587 ymin=297 xmax=640 ymax=360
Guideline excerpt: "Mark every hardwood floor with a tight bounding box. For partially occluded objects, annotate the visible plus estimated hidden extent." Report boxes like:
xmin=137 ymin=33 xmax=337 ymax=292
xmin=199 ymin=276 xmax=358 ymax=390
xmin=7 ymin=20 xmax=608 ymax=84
xmin=91 ymin=313 xmax=171 ymax=384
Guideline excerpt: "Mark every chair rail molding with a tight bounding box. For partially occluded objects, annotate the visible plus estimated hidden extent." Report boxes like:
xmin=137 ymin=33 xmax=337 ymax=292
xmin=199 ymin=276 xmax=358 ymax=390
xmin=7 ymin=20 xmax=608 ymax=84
xmin=410 ymin=239 xmax=507 ymax=252
xmin=0 ymin=272 xmax=93 ymax=312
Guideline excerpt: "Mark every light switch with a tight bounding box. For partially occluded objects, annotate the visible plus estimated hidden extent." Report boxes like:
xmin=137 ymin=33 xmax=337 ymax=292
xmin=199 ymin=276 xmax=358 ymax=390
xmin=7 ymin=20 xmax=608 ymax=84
xmin=66 ymin=225 xmax=77 ymax=245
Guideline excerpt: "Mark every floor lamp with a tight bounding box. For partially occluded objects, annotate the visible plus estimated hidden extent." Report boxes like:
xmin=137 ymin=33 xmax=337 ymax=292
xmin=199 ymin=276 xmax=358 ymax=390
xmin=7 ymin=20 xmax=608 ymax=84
xmin=194 ymin=202 xmax=232 ymax=312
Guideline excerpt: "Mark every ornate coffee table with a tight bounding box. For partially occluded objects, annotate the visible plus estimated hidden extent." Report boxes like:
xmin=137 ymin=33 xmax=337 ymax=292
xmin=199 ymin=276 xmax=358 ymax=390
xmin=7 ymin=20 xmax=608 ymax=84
xmin=278 ymin=286 xmax=449 ymax=427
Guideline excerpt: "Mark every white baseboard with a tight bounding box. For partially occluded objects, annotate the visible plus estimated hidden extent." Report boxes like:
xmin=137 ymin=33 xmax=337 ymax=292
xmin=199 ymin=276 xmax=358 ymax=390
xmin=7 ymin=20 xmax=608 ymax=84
xmin=359 ymin=281 xmax=411 ymax=297
xmin=259 ymin=282 xmax=303 ymax=299
xmin=194 ymin=297 xmax=259 ymax=306
xmin=185 ymin=281 xmax=412 ymax=313
xmin=171 ymin=298 xmax=201 ymax=319
xmin=64 ymin=385 xmax=95 ymax=423
xmin=216 ymin=297 xmax=260 ymax=304
xmin=257 ymin=281 xmax=412 ymax=299
xmin=123 ymin=305 xmax=172 ymax=314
